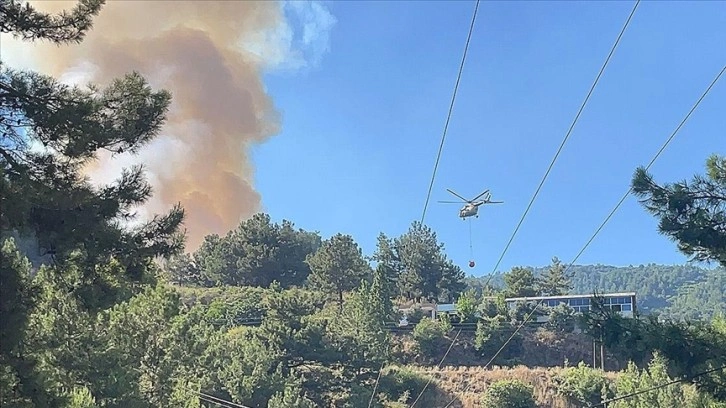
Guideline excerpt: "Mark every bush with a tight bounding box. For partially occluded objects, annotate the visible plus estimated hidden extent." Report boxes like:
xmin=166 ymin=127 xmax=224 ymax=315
xmin=481 ymin=379 xmax=536 ymax=408
xmin=456 ymin=289 xmax=479 ymax=322
xmin=553 ymin=361 xmax=612 ymax=405
xmin=474 ymin=317 xmax=523 ymax=365
xmin=412 ymin=317 xmax=446 ymax=356
xmin=365 ymin=365 xmax=433 ymax=407
xmin=407 ymin=306 xmax=427 ymax=324
xmin=439 ymin=312 xmax=453 ymax=332
xmin=547 ymin=303 xmax=577 ymax=333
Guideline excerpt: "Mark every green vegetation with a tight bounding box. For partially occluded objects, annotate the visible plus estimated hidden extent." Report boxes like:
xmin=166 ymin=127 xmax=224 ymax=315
xmin=1 ymin=2 xmax=725 ymax=407
xmin=480 ymin=379 xmax=536 ymax=408
xmin=467 ymin=263 xmax=726 ymax=321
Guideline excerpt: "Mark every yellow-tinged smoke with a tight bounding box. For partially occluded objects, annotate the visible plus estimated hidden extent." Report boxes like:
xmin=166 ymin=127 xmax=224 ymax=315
xmin=4 ymin=1 xmax=323 ymax=250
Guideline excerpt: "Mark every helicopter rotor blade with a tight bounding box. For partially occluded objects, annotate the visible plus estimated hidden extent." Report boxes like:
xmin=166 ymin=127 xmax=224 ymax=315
xmin=484 ymin=200 xmax=504 ymax=204
xmin=471 ymin=189 xmax=491 ymax=202
xmin=446 ymin=188 xmax=470 ymax=203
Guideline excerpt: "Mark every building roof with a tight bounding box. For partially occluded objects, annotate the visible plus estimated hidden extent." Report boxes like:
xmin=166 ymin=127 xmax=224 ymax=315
xmin=504 ymin=292 xmax=636 ymax=302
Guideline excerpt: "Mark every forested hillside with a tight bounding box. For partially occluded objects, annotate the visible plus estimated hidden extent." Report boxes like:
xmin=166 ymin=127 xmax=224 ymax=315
xmin=466 ymin=263 xmax=726 ymax=320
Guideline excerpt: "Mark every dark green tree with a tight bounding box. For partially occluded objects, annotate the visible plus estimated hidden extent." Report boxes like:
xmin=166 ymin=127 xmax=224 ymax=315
xmin=370 ymin=266 xmax=395 ymax=323
xmin=503 ymin=266 xmax=538 ymax=298
xmin=1 ymin=33 xmax=185 ymax=278
xmin=0 ymin=239 xmax=36 ymax=362
xmin=389 ymin=222 xmax=465 ymax=303
xmin=0 ymin=0 xmax=105 ymax=44
xmin=582 ymin=295 xmax=726 ymax=402
xmin=632 ymin=154 xmax=726 ymax=267
xmin=163 ymin=253 xmax=204 ymax=286
xmin=326 ymin=280 xmax=390 ymax=374
xmin=306 ymin=233 xmax=371 ymax=304
xmin=193 ymin=214 xmax=321 ymax=288
xmin=1 ymin=4 xmax=186 ymax=404
xmin=371 ymin=232 xmax=401 ymax=299
xmin=537 ymin=256 xmax=573 ymax=296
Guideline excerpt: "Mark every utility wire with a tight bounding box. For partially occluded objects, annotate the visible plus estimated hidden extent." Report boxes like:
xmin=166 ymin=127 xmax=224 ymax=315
xmin=420 ymin=0 xmax=481 ymax=224
xmin=195 ymin=391 xmax=252 ymax=408
xmin=410 ymin=328 xmax=463 ymax=408
xmin=483 ymin=0 xmax=641 ymax=288
xmin=589 ymin=364 xmax=726 ymax=407
xmin=443 ymin=62 xmax=726 ymax=408
xmin=367 ymin=1 xmax=481 ymax=405
xmin=367 ymin=362 xmax=386 ymax=408
xmin=199 ymin=395 xmax=235 ymax=408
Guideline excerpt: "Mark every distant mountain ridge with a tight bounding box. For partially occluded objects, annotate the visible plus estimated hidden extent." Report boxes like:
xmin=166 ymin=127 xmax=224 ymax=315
xmin=465 ymin=263 xmax=726 ymax=321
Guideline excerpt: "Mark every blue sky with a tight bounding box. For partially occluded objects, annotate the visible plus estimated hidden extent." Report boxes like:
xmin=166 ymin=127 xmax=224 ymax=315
xmin=251 ymin=0 xmax=726 ymax=276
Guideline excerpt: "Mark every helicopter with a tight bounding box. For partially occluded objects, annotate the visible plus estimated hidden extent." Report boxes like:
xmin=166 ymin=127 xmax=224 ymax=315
xmin=438 ymin=188 xmax=503 ymax=219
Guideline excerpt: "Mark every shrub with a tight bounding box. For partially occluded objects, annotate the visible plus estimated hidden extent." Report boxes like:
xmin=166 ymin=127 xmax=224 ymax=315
xmin=481 ymin=379 xmax=536 ymax=408
xmin=456 ymin=289 xmax=479 ymax=322
xmin=439 ymin=312 xmax=453 ymax=333
xmin=412 ymin=317 xmax=446 ymax=356
xmin=475 ymin=316 xmax=523 ymax=365
xmin=408 ymin=306 xmax=426 ymax=324
xmin=547 ymin=303 xmax=577 ymax=333
xmin=375 ymin=366 xmax=430 ymax=406
xmin=553 ymin=361 xmax=612 ymax=405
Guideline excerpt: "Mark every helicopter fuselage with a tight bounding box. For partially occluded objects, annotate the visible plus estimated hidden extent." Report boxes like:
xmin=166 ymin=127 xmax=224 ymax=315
xmin=459 ymin=202 xmax=482 ymax=218
xmin=441 ymin=188 xmax=502 ymax=219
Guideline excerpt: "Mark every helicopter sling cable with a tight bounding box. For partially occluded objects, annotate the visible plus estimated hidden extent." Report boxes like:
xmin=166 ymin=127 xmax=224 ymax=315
xmin=468 ymin=217 xmax=474 ymax=265
xmin=437 ymin=188 xmax=504 ymax=268
xmin=408 ymin=2 xmax=642 ymax=406
xmin=441 ymin=61 xmax=726 ymax=408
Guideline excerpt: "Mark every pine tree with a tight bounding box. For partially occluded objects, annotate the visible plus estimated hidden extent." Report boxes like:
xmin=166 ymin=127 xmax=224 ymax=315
xmin=1 ymin=0 xmax=105 ymax=44
xmin=632 ymin=154 xmax=726 ymax=267
xmin=370 ymin=266 xmax=395 ymax=323
xmin=537 ymin=256 xmax=573 ymax=296
xmin=305 ymin=234 xmax=371 ymax=304
xmin=503 ymin=266 xmax=538 ymax=298
xmin=1 ymin=0 xmax=185 ymax=278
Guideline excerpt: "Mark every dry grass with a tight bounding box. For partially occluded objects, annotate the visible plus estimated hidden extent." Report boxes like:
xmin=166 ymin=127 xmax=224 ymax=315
xmin=404 ymin=365 xmax=618 ymax=408
xmin=392 ymin=327 xmax=627 ymax=372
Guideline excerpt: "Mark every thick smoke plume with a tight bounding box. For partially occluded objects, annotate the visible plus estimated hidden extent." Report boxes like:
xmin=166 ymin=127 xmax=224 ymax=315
xmin=4 ymin=1 xmax=332 ymax=250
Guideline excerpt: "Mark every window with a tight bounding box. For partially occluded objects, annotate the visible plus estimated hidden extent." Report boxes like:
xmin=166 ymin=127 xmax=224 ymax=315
xmin=611 ymin=304 xmax=622 ymax=312
xmin=570 ymin=298 xmax=588 ymax=306
xmin=622 ymin=304 xmax=631 ymax=312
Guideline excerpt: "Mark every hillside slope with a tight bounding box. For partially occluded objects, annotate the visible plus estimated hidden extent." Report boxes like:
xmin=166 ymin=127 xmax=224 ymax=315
xmin=466 ymin=263 xmax=726 ymax=320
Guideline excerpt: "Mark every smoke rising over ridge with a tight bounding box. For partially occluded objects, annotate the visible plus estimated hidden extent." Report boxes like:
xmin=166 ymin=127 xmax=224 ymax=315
xmin=2 ymin=1 xmax=336 ymax=250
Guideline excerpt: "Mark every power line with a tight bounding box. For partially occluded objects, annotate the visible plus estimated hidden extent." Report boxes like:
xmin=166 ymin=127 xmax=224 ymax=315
xmin=195 ymin=391 xmax=251 ymax=408
xmin=484 ymin=0 xmax=641 ymax=286
xmin=199 ymin=395 xmax=234 ymax=408
xmin=409 ymin=328 xmax=462 ymax=408
xmin=442 ymin=61 xmax=726 ymax=408
xmin=420 ymin=0 xmax=481 ymax=224
xmin=366 ymin=2 xmax=481 ymax=404
xmin=367 ymin=362 xmax=386 ymax=408
xmin=589 ymin=364 xmax=726 ymax=407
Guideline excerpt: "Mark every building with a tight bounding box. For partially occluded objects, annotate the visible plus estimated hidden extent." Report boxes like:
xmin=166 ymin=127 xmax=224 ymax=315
xmin=396 ymin=292 xmax=636 ymax=326
xmin=504 ymin=292 xmax=637 ymax=321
